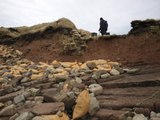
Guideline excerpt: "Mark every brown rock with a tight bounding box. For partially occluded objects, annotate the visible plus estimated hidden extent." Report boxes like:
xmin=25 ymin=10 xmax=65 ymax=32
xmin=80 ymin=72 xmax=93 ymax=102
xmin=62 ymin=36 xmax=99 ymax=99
xmin=0 ymin=104 xmax=17 ymax=116
xmin=31 ymin=103 xmax=64 ymax=115
xmin=134 ymin=108 xmax=151 ymax=117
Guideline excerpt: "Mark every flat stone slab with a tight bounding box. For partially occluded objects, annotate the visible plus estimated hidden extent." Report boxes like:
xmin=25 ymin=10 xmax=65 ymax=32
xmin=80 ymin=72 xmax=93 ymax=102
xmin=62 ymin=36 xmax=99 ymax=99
xmin=94 ymin=109 xmax=126 ymax=120
xmin=100 ymin=72 xmax=160 ymax=88
xmin=101 ymin=87 xmax=160 ymax=96
xmin=31 ymin=102 xmax=65 ymax=115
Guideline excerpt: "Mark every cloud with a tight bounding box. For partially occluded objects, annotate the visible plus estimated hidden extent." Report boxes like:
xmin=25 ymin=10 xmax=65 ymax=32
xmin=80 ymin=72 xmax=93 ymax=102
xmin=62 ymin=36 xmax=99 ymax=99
xmin=0 ymin=0 xmax=160 ymax=34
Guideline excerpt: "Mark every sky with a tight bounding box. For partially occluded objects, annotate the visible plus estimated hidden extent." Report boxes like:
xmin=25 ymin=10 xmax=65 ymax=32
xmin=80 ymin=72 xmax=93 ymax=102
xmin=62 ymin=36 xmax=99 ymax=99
xmin=0 ymin=0 xmax=160 ymax=34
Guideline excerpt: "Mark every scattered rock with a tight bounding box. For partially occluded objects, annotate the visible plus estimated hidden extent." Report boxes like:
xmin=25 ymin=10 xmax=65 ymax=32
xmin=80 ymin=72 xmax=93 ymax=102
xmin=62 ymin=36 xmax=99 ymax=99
xmin=15 ymin=112 xmax=34 ymax=120
xmin=89 ymin=94 xmax=100 ymax=116
xmin=13 ymin=95 xmax=25 ymax=104
xmin=31 ymin=102 xmax=65 ymax=115
xmin=132 ymin=114 xmax=148 ymax=120
xmin=89 ymin=84 xmax=103 ymax=95
xmin=110 ymin=69 xmax=120 ymax=76
xmin=0 ymin=104 xmax=17 ymax=116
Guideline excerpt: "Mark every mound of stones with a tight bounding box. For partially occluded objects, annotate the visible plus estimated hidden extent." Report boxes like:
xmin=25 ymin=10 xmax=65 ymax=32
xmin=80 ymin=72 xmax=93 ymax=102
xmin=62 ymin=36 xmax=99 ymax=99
xmin=129 ymin=19 xmax=160 ymax=34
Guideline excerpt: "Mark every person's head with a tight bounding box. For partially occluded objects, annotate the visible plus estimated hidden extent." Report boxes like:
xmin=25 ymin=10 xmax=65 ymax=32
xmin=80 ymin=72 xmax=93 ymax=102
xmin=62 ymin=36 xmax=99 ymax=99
xmin=100 ymin=17 xmax=103 ymax=21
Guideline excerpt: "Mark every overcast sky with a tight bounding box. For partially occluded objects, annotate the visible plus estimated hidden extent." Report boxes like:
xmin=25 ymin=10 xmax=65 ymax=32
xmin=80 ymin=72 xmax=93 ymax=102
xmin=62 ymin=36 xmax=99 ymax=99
xmin=0 ymin=0 xmax=160 ymax=34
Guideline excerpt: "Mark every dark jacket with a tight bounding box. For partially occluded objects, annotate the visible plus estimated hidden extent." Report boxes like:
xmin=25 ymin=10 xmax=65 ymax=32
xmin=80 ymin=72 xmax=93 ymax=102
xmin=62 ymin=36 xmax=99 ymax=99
xmin=99 ymin=19 xmax=108 ymax=32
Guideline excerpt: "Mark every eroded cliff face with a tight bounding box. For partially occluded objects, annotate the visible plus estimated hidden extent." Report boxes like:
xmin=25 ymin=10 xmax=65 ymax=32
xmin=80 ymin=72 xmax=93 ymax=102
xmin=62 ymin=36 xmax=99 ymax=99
xmin=0 ymin=19 xmax=160 ymax=65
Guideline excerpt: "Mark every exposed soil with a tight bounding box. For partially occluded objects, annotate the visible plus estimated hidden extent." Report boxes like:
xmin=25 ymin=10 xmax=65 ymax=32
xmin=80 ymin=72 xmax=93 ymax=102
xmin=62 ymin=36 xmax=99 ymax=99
xmin=12 ymin=32 xmax=160 ymax=66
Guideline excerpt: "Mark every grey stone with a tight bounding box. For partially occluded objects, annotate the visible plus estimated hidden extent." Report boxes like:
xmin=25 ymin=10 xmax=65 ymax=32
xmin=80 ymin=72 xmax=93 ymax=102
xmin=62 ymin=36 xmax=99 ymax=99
xmin=100 ymin=73 xmax=110 ymax=79
xmin=89 ymin=84 xmax=103 ymax=95
xmin=28 ymin=88 xmax=40 ymax=96
xmin=14 ymin=95 xmax=25 ymax=104
xmin=75 ymin=77 xmax=82 ymax=83
xmin=67 ymin=91 xmax=75 ymax=99
xmin=89 ymin=95 xmax=100 ymax=116
xmin=21 ymin=77 xmax=30 ymax=83
xmin=110 ymin=69 xmax=120 ymax=76
xmin=124 ymin=68 xmax=140 ymax=74
xmin=34 ymin=96 xmax=44 ymax=103
xmin=0 ymin=102 xmax=4 ymax=109
xmin=15 ymin=112 xmax=34 ymax=120
xmin=0 ymin=104 xmax=17 ymax=116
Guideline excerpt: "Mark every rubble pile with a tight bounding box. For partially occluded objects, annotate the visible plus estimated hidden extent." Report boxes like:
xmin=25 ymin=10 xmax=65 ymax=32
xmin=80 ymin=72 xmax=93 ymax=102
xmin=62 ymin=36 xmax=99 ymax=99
xmin=129 ymin=19 xmax=160 ymax=34
xmin=0 ymin=45 xmax=141 ymax=120
xmin=63 ymin=29 xmax=91 ymax=55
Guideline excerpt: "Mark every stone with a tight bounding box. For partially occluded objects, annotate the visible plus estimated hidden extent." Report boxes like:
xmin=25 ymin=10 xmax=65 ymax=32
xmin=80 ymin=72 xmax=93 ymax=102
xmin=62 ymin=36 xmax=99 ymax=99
xmin=150 ymin=111 xmax=157 ymax=118
xmin=75 ymin=77 xmax=82 ymax=83
xmin=89 ymin=84 xmax=103 ymax=95
xmin=124 ymin=68 xmax=140 ymax=74
xmin=86 ymin=62 xmax=97 ymax=70
xmin=21 ymin=77 xmax=30 ymax=83
xmin=43 ymin=89 xmax=60 ymax=102
xmin=31 ymin=103 xmax=65 ymax=115
xmin=14 ymin=95 xmax=25 ymax=104
xmin=15 ymin=112 xmax=34 ymax=120
xmin=80 ymin=74 xmax=92 ymax=81
xmin=3 ymin=85 xmax=14 ymax=94
xmin=110 ymin=69 xmax=120 ymax=76
xmin=9 ymin=113 xmax=19 ymax=120
xmin=100 ymin=73 xmax=110 ymax=79
xmin=132 ymin=114 xmax=148 ymax=120
xmin=34 ymin=96 xmax=44 ymax=103
xmin=32 ymin=116 xmax=48 ymax=120
xmin=67 ymin=91 xmax=75 ymax=99
xmin=134 ymin=108 xmax=151 ymax=117
xmin=89 ymin=94 xmax=100 ymax=116
xmin=28 ymin=88 xmax=40 ymax=96
xmin=0 ymin=104 xmax=17 ymax=116
xmin=0 ymin=102 xmax=4 ymax=109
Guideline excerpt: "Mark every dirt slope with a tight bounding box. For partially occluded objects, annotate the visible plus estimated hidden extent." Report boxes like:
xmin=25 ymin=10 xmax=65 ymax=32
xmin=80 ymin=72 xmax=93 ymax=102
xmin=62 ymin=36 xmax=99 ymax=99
xmin=12 ymin=32 xmax=160 ymax=66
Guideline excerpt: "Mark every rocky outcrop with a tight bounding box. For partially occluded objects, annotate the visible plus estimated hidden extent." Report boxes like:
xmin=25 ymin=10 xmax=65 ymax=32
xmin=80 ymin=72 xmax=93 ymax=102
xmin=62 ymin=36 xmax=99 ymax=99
xmin=129 ymin=19 xmax=160 ymax=34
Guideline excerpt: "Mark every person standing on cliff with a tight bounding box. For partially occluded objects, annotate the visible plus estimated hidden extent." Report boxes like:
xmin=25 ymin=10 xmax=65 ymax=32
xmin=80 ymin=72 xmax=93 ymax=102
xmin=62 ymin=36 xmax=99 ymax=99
xmin=99 ymin=17 xmax=108 ymax=35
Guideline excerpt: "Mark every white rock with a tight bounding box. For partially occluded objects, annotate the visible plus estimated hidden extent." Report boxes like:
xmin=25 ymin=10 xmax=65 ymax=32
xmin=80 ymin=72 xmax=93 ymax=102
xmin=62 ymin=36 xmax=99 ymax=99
xmin=150 ymin=111 xmax=157 ymax=118
xmin=14 ymin=95 xmax=25 ymax=104
xmin=133 ymin=114 xmax=148 ymax=120
xmin=110 ymin=69 xmax=120 ymax=76
xmin=100 ymin=73 xmax=110 ymax=79
xmin=89 ymin=84 xmax=103 ymax=95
